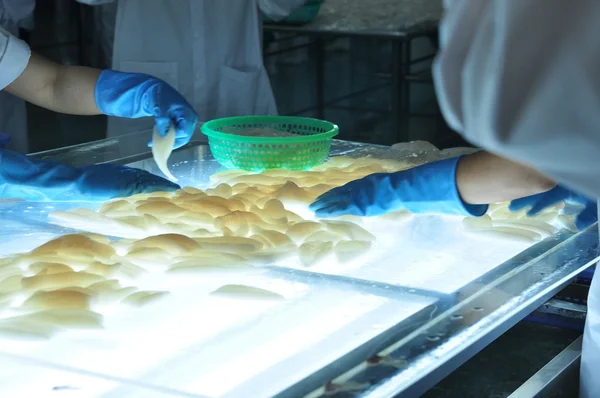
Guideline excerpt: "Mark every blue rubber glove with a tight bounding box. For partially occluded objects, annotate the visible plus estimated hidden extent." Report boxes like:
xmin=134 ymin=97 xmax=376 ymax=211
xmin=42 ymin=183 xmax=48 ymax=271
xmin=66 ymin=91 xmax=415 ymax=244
xmin=95 ymin=70 xmax=198 ymax=149
xmin=509 ymin=185 xmax=598 ymax=230
xmin=310 ymin=156 xmax=488 ymax=218
xmin=0 ymin=150 xmax=179 ymax=201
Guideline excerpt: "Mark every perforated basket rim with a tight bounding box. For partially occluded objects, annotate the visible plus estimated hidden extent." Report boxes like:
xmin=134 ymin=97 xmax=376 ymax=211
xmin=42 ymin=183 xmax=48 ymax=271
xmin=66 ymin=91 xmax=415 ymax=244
xmin=200 ymin=116 xmax=339 ymax=144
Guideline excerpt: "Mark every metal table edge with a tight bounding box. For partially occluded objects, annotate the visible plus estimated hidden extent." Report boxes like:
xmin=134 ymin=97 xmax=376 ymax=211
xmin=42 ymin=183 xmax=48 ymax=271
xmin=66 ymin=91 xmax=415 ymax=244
xmin=273 ymin=226 xmax=599 ymax=398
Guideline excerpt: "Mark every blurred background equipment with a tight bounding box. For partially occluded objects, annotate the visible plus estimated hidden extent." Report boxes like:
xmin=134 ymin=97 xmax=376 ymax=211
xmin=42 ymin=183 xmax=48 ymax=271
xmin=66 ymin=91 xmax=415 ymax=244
xmin=23 ymin=0 xmax=461 ymax=154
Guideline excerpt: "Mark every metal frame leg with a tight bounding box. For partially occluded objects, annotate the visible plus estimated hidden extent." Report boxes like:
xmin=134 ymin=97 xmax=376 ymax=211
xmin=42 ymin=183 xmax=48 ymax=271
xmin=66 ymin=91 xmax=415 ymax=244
xmin=315 ymin=37 xmax=325 ymax=120
xmin=391 ymin=40 xmax=409 ymax=142
xmin=402 ymin=39 xmax=412 ymax=125
xmin=78 ymin=3 xmax=86 ymax=65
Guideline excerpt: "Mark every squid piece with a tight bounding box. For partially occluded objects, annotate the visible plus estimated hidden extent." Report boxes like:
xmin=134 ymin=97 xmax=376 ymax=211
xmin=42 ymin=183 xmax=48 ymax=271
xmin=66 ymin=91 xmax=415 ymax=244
xmin=84 ymin=261 xmax=121 ymax=277
xmin=180 ymin=196 xmax=244 ymax=215
xmin=249 ymin=234 xmax=273 ymax=249
xmin=29 ymin=262 xmax=74 ymax=275
xmin=0 ymin=275 xmax=23 ymax=294
xmin=86 ymin=279 xmax=121 ymax=293
xmin=299 ymin=241 xmax=334 ymax=267
xmin=244 ymin=245 xmax=298 ymax=266
xmin=99 ymin=198 xmax=131 ymax=213
xmin=209 ymin=169 xmax=250 ymax=184
xmin=205 ymin=183 xmax=233 ymax=198
xmin=113 ymin=215 xmax=161 ymax=233
xmin=272 ymin=182 xmax=314 ymax=205
xmin=169 ymin=252 xmax=248 ymax=268
xmin=177 ymin=186 xmax=205 ymax=196
xmin=50 ymin=211 xmax=142 ymax=239
xmin=283 ymin=210 xmax=304 ymax=223
xmin=21 ymin=289 xmax=91 ymax=311
xmin=239 ymin=187 xmax=264 ymax=198
xmin=128 ymin=191 xmax=174 ymax=201
xmin=334 ymin=240 xmax=372 ymax=263
xmin=129 ymin=234 xmax=201 ymax=255
xmin=261 ymin=169 xmax=314 ymax=179
xmin=91 ymin=284 xmax=138 ymax=305
xmin=227 ymin=174 xmax=282 ymax=187
xmin=168 ymin=255 xmax=255 ymax=276
xmin=0 ymin=261 xmax=23 ymax=280
xmin=80 ymin=233 xmax=112 ymax=245
xmin=201 ymin=196 xmax=246 ymax=212
xmin=377 ymin=210 xmax=413 ymax=222
xmin=122 ymin=291 xmax=170 ymax=308
xmin=21 ymin=272 xmax=105 ymax=290
xmin=304 ymin=230 xmax=343 ymax=244
xmin=469 ymin=227 xmax=541 ymax=243
xmin=254 ymin=228 xmax=294 ymax=247
xmin=174 ymin=212 xmax=214 ymax=229
xmin=9 ymin=309 xmax=103 ymax=329
xmin=286 ymin=221 xmax=324 ymax=243
xmin=214 ymin=211 xmax=258 ymax=236
xmin=322 ymin=221 xmax=376 ymax=242
xmin=210 ymin=284 xmax=285 ymax=301
xmin=118 ymin=262 xmax=147 ymax=279
xmin=177 ymin=201 xmax=230 ymax=217
xmin=306 ymin=184 xmax=337 ymax=197
xmin=556 ymin=215 xmax=578 ymax=233
xmin=263 ymin=198 xmax=286 ymax=215
xmin=248 ymin=205 xmax=287 ymax=227
xmin=0 ymin=317 xmax=59 ymax=340
xmin=231 ymin=183 xmax=251 ymax=195
xmin=152 ymin=125 xmax=178 ymax=181
xmin=136 ymin=201 xmax=187 ymax=218
xmin=189 ymin=228 xmax=217 ymax=238
xmin=491 ymin=219 xmax=558 ymax=237
xmin=230 ymin=193 xmax=261 ymax=208
xmin=30 ymin=234 xmax=116 ymax=261
xmin=462 ymin=214 xmax=493 ymax=230
xmin=194 ymin=236 xmax=263 ymax=253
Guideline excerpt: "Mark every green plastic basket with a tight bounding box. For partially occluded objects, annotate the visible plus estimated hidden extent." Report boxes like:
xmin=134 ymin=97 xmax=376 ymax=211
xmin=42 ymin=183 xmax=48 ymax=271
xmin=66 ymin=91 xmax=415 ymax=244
xmin=201 ymin=116 xmax=339 ymax=172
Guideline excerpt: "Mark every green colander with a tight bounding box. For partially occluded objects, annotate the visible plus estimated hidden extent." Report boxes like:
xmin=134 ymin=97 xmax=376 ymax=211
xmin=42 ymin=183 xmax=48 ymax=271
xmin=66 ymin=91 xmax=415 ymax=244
xmin=201 ymin=116 xmax=339 ymax=172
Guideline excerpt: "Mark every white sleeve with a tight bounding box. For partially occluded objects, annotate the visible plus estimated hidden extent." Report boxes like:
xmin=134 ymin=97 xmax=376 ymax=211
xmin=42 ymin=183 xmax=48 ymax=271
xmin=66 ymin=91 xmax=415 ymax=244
xmin=434 ymin=0 xmax=600 ymax=200
xmin=257 ymin=0 xmax=307 ymax=21
xmin=0 ymin=26 xmax=30 ymax=91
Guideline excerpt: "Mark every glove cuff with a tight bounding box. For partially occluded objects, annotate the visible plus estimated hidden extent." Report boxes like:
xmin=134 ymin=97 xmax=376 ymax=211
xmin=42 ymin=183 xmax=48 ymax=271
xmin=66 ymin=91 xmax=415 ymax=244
xmin=403 ymin=156 xmax=488 ymax=217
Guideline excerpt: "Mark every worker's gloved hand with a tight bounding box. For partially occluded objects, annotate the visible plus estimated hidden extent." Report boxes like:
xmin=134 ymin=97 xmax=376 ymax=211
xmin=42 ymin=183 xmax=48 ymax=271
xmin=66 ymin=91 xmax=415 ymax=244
xmin=0 ymin=150 xmax=179 ymax=202
xmin=94 ymin=70 xmax=198 ymax=149
xmin=310 ymin=156 xmax=488 ymax=218
xmin=509 ymin=185 xmax=598 ymax=230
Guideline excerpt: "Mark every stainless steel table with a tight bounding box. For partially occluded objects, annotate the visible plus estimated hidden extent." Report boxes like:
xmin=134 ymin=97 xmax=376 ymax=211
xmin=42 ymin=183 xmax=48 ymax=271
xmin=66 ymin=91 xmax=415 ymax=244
xmin=0 ymin=132 xmax=597 ymax=397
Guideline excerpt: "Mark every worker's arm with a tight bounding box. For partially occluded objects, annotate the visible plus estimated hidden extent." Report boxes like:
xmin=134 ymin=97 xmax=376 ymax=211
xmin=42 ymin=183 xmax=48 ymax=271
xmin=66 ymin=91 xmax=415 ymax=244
xmin=310 ymin=150 xmax=555 ymax=218
xmin=0 ymin=26 xmax=196 ymax=149
xmin=5 ymin=53 xmax=101 ymax=115
xmin=257 ymin=0 xmax=307 ymax=21
xmin=456 ymin=151 xmax=555 ymax=204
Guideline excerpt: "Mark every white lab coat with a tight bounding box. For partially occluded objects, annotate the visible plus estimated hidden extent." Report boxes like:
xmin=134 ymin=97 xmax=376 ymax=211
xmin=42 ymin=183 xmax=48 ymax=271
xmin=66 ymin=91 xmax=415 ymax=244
xmin=77 ymin=0 xmax=306 ymax=140
xmin=434 ymin=1 xmax=600 ymax=397
xmin=0 ymin=0 xmax=35 ymax=153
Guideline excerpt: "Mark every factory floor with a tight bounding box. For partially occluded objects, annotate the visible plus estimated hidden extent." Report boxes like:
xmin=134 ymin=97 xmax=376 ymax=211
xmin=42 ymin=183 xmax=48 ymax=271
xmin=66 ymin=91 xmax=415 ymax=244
xmin=421 ymin=322 xmax=581 ymax=398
